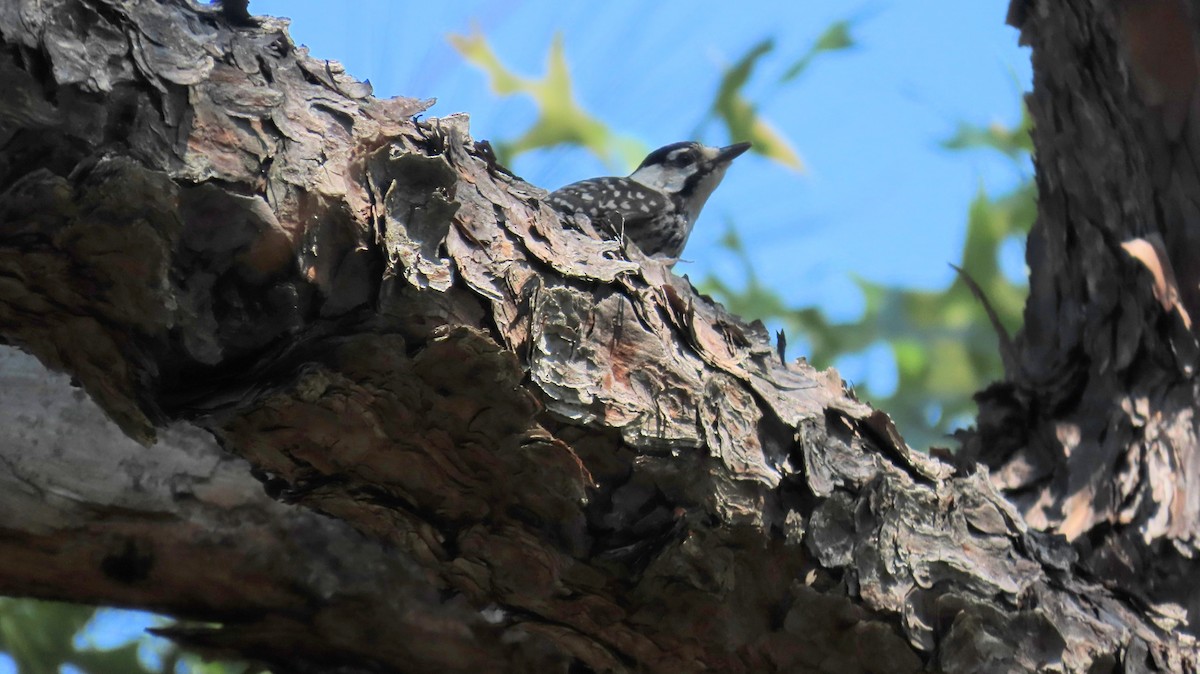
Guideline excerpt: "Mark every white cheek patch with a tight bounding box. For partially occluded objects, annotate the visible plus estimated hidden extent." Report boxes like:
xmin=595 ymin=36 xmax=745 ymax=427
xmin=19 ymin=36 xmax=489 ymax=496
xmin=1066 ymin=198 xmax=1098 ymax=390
xmin=629 ymin=163 xmax=689 ymax=193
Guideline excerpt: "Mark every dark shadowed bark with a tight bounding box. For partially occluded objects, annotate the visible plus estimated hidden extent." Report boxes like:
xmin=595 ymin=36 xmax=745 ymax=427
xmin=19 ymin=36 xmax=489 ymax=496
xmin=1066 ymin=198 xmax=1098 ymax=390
xmin=0 ymin=1 xmax=1195 ymax=672
xmin=966 ymin=0 xmax=1200 ymax=636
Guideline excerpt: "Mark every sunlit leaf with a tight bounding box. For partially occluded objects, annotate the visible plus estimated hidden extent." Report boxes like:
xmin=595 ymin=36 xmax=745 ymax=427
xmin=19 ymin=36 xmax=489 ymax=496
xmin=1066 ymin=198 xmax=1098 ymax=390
xmin=703 ymin=106 xmax=1035 ymax=449
xmin=707 ymin=39 xmax=804 ymax=170
xmin=450 ymin=30 xmax=640 ymax=169
xmin=613 ymin=136 xmax=651 ymax=172
xmin=781 ymin=20 xmax=856 ymax=82
xmin=446 ymin=30 xmax=526 ymax=95
xmin=744 ymin=117 xmax=803 ymax=169
xmin=452 ymin=23 xmax=1034 ymax=451
xmin=722 ymin=39 xmax=775 ymax=98
xmin=942 ymin=106 xmax=1034 ymax=158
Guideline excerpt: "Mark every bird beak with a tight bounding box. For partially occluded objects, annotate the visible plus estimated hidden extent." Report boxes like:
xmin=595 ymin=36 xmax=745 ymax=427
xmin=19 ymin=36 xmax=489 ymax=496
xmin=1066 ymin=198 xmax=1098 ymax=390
xmin=716 ymin=142 xmax=752 ymax=163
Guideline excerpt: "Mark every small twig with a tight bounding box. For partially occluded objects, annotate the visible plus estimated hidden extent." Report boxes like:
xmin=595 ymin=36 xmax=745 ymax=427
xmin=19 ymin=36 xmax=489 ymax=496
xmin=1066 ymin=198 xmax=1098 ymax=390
xmin=951 ymin=264 xmax=1019 ymax=377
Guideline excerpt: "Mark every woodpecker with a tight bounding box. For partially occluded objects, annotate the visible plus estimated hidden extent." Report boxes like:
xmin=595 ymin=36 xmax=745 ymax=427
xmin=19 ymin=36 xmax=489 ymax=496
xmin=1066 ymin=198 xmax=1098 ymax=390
xmin=546 ymin=141 xmax=751 ymax=262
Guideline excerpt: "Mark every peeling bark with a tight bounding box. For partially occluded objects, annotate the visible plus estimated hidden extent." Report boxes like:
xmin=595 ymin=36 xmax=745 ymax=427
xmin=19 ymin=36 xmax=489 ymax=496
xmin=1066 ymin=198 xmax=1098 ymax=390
xmin=0 ymin=347 xmax=533 ymax=672
xmin=967 ymin=0 xmax=1200 ymax=634
xmin=0 ymin=1 xmax=1196 ymax=672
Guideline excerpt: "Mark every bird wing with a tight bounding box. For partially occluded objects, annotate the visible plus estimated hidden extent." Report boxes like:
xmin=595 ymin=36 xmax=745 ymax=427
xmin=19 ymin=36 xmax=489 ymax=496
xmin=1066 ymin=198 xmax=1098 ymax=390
xmin=546 ymin=178 xmax=668 ymax=232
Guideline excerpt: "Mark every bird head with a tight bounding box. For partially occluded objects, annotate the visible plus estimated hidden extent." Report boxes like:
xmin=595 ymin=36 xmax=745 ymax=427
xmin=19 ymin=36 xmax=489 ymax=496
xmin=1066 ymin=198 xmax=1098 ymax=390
xmin=628 ymin=141 xmax=752 ymax=224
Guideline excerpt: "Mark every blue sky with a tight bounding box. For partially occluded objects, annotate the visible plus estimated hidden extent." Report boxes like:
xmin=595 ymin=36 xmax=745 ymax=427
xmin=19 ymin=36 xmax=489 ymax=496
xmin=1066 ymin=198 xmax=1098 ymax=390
xmin=248 ymin=0 xmax=1031 ymax=394
xmin=0 ymin=5 xmax=1032 ymax=668
xmin=250 ymin=0 xmax=1031 ymax=311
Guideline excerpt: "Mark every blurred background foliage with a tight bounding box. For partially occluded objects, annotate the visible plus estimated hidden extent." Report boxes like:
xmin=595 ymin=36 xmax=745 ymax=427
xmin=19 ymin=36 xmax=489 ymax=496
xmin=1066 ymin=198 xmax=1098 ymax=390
xmin=0 ymin=600 xmax=257 ymax=674
xmin=0 ymin=11 xmax=1033 ymax=674
xmin=452 ymin=19 xmax=1034 ymax=450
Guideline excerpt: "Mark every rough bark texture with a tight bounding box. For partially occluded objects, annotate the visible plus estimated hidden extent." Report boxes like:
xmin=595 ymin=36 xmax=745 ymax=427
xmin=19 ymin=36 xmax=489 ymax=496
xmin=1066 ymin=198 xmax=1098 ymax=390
xmin=0 ymin=346 xmax=525 ymax=672
xmin=0 ymin=1 xmax=1195 ymax=672
xmin=966 ymin=0 xmax=1200 ymax=636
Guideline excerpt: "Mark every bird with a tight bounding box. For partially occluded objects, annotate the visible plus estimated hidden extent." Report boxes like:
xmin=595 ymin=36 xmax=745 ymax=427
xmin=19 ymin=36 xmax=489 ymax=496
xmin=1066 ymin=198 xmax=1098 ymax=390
xmin=546 ymin=141 xmax=752 ymax=263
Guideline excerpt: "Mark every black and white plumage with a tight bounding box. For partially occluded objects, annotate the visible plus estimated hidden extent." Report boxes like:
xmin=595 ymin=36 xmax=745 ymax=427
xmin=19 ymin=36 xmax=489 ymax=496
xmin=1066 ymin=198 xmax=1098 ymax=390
xmin=546 ymin=141 xmax=752 ymax=262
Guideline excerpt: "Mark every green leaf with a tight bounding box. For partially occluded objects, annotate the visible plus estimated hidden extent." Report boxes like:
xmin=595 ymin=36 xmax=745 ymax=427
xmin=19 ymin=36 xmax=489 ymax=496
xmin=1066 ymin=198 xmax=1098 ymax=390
xmin=702 ymin=106 xmax=1035 ymax=450
xmin=708 ymin=39 xmax=804 ymax=169
xmin=721 ymin=39 xmax=775 ymax=98
xmin=781 ymin=20 xmax=856 ymax=82
xmin=0 ymin=600 xmax=268 ymax=674
xmin=450 ymin=29 xmax=643 ymax=170
xmin=0 ymin=600 xmax=149 ymax=674
xmin=942 ymin=105 xmax=1034 ymax=158
xmin=455 ymin=23 xmax=1033 ymax=452
xmin=744 ymin=118 xmax=804 ymax=169
xmin=446 ymin=30 xmax=527 ymax=95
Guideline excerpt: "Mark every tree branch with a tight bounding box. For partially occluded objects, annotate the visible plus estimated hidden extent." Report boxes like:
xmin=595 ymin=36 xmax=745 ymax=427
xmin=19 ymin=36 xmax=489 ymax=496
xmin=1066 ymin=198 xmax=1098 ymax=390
xmin=0 ymin=1 xmax=1194 ymax=671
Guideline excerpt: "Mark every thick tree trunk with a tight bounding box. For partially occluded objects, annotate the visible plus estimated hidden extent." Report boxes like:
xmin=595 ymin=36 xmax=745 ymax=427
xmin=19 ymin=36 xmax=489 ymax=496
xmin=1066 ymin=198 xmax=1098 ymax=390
xmin=0 ymin=1 xmax=1194 ymax=672
xmin=967 ymin=0 xmax=1200 ymax=633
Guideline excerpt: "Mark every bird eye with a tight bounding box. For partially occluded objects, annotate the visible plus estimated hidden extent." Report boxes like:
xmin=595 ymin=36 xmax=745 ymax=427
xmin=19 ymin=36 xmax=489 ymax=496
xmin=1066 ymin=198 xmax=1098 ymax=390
xmin=674 ymin=153 xmax=694 ymax=166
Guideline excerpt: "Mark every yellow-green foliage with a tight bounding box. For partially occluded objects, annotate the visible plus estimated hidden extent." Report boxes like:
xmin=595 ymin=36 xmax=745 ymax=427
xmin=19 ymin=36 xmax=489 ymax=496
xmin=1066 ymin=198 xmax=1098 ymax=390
xmin=455 ymin=23 xmax=1032 ymax=451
